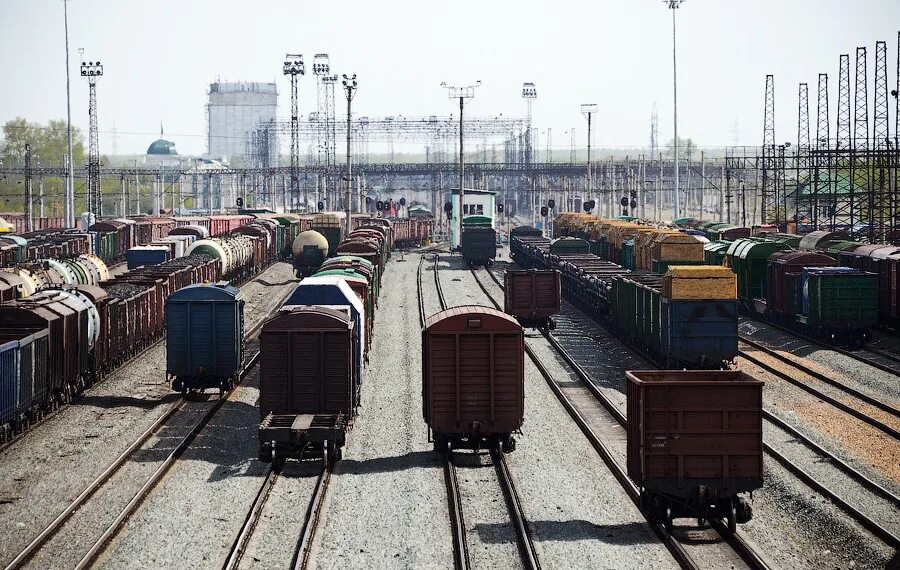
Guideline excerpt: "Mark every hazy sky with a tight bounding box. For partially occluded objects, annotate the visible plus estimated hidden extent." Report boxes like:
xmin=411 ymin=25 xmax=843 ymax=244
xmin=1 ymin=0 xmax=898 ymax=157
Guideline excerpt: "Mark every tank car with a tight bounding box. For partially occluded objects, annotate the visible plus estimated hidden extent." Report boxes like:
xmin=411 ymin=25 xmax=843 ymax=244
xmin=292 ymin=230 xmax=330 ymax=277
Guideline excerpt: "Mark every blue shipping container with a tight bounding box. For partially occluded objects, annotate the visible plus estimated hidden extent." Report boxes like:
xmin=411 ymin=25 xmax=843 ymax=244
xmin=660 ymin=297 xmax=738 ymax=368
xmin=166 ymin=283 xmax=244 ymax=392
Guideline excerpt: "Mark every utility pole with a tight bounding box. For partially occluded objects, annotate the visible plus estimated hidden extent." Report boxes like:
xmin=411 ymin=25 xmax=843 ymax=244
xmin=63 ymin=0 xmax=75 ymax=226
xmin=666 ymin=0 xmax=685 ymax=219
xmin=342 ymin=74 xmax=358 ymax=235
xmin=25 ymin=144 xmax=33 ymax=232
xmin=441 ymin=80 xmax=481 ymax=249
xmin=581 ymin=104 xmax=597 ymax=209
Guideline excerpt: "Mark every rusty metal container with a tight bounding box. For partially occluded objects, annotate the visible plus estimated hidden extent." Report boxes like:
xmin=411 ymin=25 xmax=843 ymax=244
xmin=422 ymin=305 xmax=524 ymax=452
xmin=503 ymin=269 xmax=561 ymax=329
xmin=626 ymin=369 xmax=763 ymax=530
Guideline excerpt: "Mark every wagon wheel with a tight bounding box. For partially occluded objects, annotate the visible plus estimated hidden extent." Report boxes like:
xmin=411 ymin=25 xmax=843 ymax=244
xmin=727 ymin=498 xmax=738 ymax=534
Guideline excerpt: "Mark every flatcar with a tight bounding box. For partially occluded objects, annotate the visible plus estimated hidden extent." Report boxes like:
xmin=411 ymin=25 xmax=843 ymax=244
xmin=422 ymin=305 xmax=525 ymax=453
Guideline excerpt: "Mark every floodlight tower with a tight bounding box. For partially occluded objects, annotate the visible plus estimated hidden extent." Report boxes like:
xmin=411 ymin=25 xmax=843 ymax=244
xmin=283 ymin=53 xmax=305 ymax=210
xmin=522 ymin=82 xmax=537 ymax=164
xmin=312 ymin=54 xmax=330 ymax=166
xmin=324 ymin=74 xmax=338 ymax=166
xmin=581 ymin=103 xmax=598 ymax=209
xmin=342 ymin=73 xmax=358 ymax=235
xmin=81 ymin=59 xmax=103 ymax=215
xmin=441 ymin=80 xmax=482 ymax=249
xmin=665 ymin=0 xmax=685 ymax=219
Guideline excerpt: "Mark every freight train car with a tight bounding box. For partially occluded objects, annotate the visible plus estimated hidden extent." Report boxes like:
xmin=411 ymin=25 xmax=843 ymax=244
xmin=166 ymin=283 xmax=245 ymax=395
xmin=0 ymin=218 xmax=279 ymax=441
xmin=258 ymin=306 xmax=356 ymax=466
xmin=422 ymin=306 xmax=525 ymax=453
xmin=628 ymin=370 xmax=763 ymax=532
xmin=503 ymin=269 xmax=561 ymax=329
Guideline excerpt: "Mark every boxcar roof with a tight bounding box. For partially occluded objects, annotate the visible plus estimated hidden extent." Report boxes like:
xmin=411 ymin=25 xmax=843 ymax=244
xmin=265 ymin=305 xmax=352 ymax=332
xmin=424 ymin=305 xmax=521 ymax=332
xmin=168 ymin=282 xmax=241 ymax=301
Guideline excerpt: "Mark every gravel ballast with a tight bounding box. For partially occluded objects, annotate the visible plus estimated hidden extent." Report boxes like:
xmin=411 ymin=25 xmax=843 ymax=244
xmin=308 ymin=253 xmax=455 ymax=568
xmin=490 ymin=255 xmax=897 ymax=569
xmin=0 ymin=262 xmax=298 ymax=567
xmin=441 ymin=254 xmax=680 ymax=569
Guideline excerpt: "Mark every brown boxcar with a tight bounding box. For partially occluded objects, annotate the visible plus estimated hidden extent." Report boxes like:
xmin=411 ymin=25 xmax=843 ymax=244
xmin=422 ymin=305 xmax=525 ymax=453
xmin=258 ymin=306 xmax=356 ymax=466
xmin=626 ymin=370 xmax=763 ymax=532
xmin=503 ymin=269 xmax=561 ymax=329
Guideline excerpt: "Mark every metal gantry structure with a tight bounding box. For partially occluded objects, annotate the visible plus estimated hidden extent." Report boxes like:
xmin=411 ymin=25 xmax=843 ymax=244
xmin=81 ymin=59 xmax=103 ymax=215
xmin=736 ymin=34 xmax=900 ymax=244
xmin=283 ymin=53 xmax=305 ymax=210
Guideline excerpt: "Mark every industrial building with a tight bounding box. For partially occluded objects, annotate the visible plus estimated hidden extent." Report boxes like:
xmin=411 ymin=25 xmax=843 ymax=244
xmin=206 ymin=81 xmax=277 ymax=166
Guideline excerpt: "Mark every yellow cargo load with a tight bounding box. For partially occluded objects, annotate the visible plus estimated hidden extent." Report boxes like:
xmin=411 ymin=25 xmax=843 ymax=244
xmin=662 ymin=265 xmax=737 ymax=300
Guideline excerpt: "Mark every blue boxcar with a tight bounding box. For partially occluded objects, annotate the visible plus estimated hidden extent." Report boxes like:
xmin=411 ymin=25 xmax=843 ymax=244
xmin=660 ymin=298 xmax=738 ymax=368
xmin=283 ymin=276 xmax=366 ymax=386
xmin=0 ymin=339 xmax=18 ymax=427
xmin=166 ymin=283 xmax=245 ymax=394
xmin=126 ymin=246 xmax=171 ymax=270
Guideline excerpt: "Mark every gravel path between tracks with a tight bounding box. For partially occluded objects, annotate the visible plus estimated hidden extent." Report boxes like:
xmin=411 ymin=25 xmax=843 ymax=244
xmin=309 ymin=253 xmax=455 ymax=569
xmin=449 ymin=254 xmax=679 ymax=569
xmin=492 ymin=256 xmax=897 ymax=569
xmin=0 ymin=262 xmax=297 ymax=567
xmin=738 ymin=317 xmax=900 ymax=403
xmin=95 ymin=366 xmax=270 ymax=569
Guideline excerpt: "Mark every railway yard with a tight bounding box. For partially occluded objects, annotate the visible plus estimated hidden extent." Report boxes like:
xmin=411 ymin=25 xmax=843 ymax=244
xmin=2 ymin=8 xmax=900 ymax=567
xmin=1 ymin=223 xmax=898 ymax=568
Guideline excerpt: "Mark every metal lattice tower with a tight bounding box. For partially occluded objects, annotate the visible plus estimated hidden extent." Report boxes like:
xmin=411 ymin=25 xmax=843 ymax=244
xmin=522 ymin=83 xmax=537 ymax=164
xmin=837 ymin=55 xmax=852 ymax=150
xmin=816 ymin=74 xmax=830 ymax=148
xmin=283 ymin=53 xmax=305 ymax=210
xmin=313 ymin=54 xmax=330 ymax=166
xmin=796 ymin=82 xmax=810 ymax=222
xmin=81 ymin=59 xmax=103 ymax=215
xmin=650 ymin=103 xmax=659 ymax=161
xmin=324 ymin=75 xmax=338 ymax=166
xmin=814 ymin=73 xmax=830 ymax=228
xmin=873 ymin=40 xmax=890 ymax=242
xmin=854 ymin=47 xmax=869 ymax=151
xmin=874 ymin=41 xmax=889 ymax=148
xmin=761 ymin=74 xmax=776 ymax=223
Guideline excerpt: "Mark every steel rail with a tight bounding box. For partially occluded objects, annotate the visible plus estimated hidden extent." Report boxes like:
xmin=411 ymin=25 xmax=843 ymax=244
xmin=222 ymin=467 xmax=279 ymax=570
xmin=289 ymin=466 xmax=330 ymax=570
xmin=492 ymin=450 xmax=541 ymax=570
xmin=739 ymin=348 xmax=900 ymax=439
xmin=482 ymin=265 xmax=900 ymax=553
xmin=739 ymin=335 xmax=900 ymax=418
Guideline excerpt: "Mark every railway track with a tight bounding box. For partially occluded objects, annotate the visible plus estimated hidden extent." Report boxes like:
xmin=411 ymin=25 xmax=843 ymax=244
xmin=4 ymin=276 xmax=297 ymax=570
xmin=740 ymin=315 xmax=900 ymax=377
xmin=738 ymin=339 xmax=900 ymax=439
xmin=428 ymin=254 xmax=541 ymax=570
xmin=476 ymin=262 xmax=900 ymax=553
xmin=467 ymin=264 xmax=741 ymax=570
xmin=0 ymin=261 xmax=288 ymax=454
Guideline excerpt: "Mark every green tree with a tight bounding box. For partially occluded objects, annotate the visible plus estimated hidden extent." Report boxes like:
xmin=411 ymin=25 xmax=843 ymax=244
xmin=0 ymin=117 xmax=85 ymax=166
